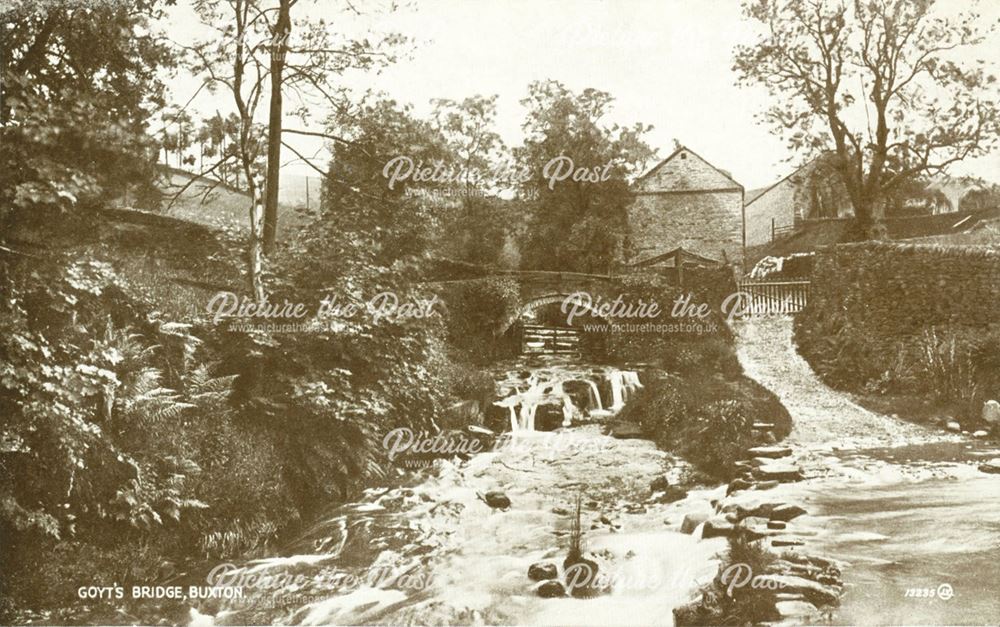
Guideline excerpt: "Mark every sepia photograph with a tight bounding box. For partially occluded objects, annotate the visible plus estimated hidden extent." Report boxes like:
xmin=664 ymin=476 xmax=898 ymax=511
xmin=2 ymin=0 xmax=1000 ymax=625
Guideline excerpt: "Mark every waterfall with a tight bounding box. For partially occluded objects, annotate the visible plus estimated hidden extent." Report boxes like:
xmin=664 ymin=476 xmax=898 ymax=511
xmin=518 ymin=401 xmax=538 ymax=431
xmin=622 ymin=371 xmax=643 ymax=403
xmin=609 ymin=371 xmax=625 ymax=409
xmin=586 ymin=380 xmax=603 ymax=411
xmin=561 ymin=395 xmax=574 ymax=427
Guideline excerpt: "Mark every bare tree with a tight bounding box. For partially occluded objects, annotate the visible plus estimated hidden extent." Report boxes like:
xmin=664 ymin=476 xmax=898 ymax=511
xmin=735 ymin=0 xmax=1000 ymax=238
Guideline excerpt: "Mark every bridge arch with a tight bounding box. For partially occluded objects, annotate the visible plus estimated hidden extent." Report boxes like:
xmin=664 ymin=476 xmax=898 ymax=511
xmin=496 ymin=291 xmax=614 ymax=335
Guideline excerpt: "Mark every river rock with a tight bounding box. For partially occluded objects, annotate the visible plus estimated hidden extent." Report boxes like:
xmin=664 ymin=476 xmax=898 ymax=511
xmin=535 ymin=579 xmax=567 ymax=598
xmin=479 ymin=490 xmax=511 ymax=510
xmin=563 ymin=553 xmax=604 ymax=598
xmin=775 ymin=600 xmax=820 ymax=620
xmin=973 ymin=430 xmax=989 ymax=438
xmin=702 ymin=517 xmax=735 ymax=539
xmin=535 ymin=403 xmax=565 ymax=431
xmin=778 ymin=551 xmax=843 ymax=571
xmin=754 ymin=463 xmax=804 ymax=482
xmin=770 ymin=504 xmax=808 ymax=522
xmin=767 ymin=520 xmax=787 ymax=530
xmin=608 ymin=420 xmax=644 ymax=439
xmin=946 ymin=420 xmax=962 ymax=432
xmin=983 ymin=400 xmax=1000 ymax=427
xmin=650 ymin=475 xmax=671 ymax=492
xmin=528 ymin=562 xmax=558 ymax=581
xmin=726 ymin=478 xmax=753 ymax=495
xmin=747 ymin=445 xmax=793 ymax=459
xmin=562 ymin=380 xmax=594 ymax=412
xmin=978 ymin=458 xmax=1000 ymax=474
xmin=757 ymin=574 xmax=840 ymax=606
xmin=772 ymin=538 xmax=805 ymax=547
xmin=681 ymin=511 xmax=710 ymax=534
xmin=651 ymin=486 xmax=688 ymax=504
xmin=741 ymin=516 xmax=770 ymax=528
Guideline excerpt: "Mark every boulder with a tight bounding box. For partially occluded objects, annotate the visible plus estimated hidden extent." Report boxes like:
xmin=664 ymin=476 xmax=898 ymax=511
xmin=747 ymin=445 xmax=793 ymax=459
xmin=528 ymin=562 xmax=558 ymax=581
xmin=973 ymin=430 xmax=989 ymax=438
xmin=978 ymin=458 xmax=1000 ymax=474
xmin=652 ymin=486 xmax=688 ymax=504
xmin=726 ymin=478 xmax=753 ymax=496
xmin=562 ymin=380 xmax=594 ymax=412
xmin=755 ymin=463 xmax=804 ymax=482
xmin=946 ymin=421 xmax=962 ymax=433
xmin=767 ymin=520 xmax=787 ymax=530
xmin=702 ymin=517 xmax=735 ymax=539
xmin=534 ymin=403 xmax=566 ymax=432
xmin=563 ymin=554 xmax=605 ymax=598
xmin=983 ymin=400 xmax=1000 ymax=427
xmin=535 ymin=579 xmax=567 ymax=598
xmin=680 ymin=511 xmax=710 ymax=535
xmin=608 ymin=421 xmax=644 ymax=439
xmin=649 ymin=475 xmax=671 ymax=492
xmin=754 ymin=480 xmax=780 ymax=490
xmin=479 ymin=490 xmax=511 ymax=510
xmin=770 ymin=504 xmax=808 ymax=522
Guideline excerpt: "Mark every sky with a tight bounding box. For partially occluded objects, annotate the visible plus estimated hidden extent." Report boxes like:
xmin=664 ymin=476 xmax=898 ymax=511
xmin=160 ymin=0 xmax=1000 ymax=191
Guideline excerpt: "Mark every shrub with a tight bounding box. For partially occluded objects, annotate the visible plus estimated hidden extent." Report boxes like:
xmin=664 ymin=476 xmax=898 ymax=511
xmin=616 ymin=373 xmax=791 ymax=479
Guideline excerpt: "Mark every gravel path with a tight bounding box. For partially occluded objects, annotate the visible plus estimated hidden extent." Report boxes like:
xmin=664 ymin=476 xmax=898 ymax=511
xmin=733 ymin=316 xmax=955 ymax=451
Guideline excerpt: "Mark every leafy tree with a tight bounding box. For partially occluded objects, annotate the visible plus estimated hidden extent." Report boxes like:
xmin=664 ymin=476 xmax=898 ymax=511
xmin=259 ymin=0 xmax=409 ymax=252
xmin=0 ymin=0 xmax=172 ymax=222
xmin=515 ymin=81 xmax=656 ymax=272
xmin=735 ymin=0 xmax=1000 ymax=238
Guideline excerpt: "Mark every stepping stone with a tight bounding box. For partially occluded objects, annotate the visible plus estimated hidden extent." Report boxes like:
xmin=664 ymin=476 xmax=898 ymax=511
xmin=747 ymin=445 xmax=793 ymax=458
xmin=772 ymin=538 xmax=805 ymax=547
xmin=770 ymin=504 xmax=808 ymax=521
xmin=755 ymin=463 xmax=804 ymax=482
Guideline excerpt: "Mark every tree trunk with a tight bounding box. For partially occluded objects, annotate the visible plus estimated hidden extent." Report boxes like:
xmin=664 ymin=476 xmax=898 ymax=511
xmin=852 ymin=196 xmax=888 ymax=240
xmin=248 ymin=185 xmax=266 ymax=302
xmin=263 ymin=0 xmax=292 ymax=253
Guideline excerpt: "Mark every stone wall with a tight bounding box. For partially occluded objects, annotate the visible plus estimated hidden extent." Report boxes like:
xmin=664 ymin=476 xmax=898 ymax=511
xmin=628 ymin=191 xmax=744 ymax=266
xmin=801 ymin=241 xmax=1000 ymax=356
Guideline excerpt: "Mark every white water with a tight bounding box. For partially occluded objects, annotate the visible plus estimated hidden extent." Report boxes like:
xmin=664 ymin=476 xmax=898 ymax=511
xmin=495 ymin=363 xmax=642 ymax=432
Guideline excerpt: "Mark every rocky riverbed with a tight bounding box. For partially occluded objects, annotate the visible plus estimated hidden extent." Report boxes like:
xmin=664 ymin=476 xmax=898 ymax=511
xmin=183 ymin=319 xmax=1000 ymax=626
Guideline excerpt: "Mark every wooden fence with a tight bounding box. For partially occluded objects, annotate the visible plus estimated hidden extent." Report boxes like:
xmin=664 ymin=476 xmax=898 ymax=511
xmin=734 ymin=279 xmax=810 ymax=316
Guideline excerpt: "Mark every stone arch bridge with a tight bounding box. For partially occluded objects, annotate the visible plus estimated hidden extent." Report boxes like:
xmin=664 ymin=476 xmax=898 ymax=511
xmin=428 ymin=270 xmax=627 ymax=336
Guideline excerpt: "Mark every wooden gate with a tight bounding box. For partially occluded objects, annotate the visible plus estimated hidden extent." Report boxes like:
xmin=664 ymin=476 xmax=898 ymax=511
xmin=734 ymin=279 xmax=810 ymax=316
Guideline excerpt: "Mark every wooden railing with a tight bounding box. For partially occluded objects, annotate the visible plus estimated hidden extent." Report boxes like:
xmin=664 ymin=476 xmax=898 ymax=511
xmin=734 ymin=279 xmax=810 ymax=316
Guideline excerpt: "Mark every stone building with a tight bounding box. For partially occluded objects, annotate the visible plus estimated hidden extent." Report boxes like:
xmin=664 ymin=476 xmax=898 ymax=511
xmin=743 ymin=155 xmax=854 ymax=247
xmin=627 ymin=145 xmax=745 ymax=267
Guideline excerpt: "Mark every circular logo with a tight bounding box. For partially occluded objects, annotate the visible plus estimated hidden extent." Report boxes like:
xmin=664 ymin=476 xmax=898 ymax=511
xmin=936 ymin=583 xmax=954 ymax=601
